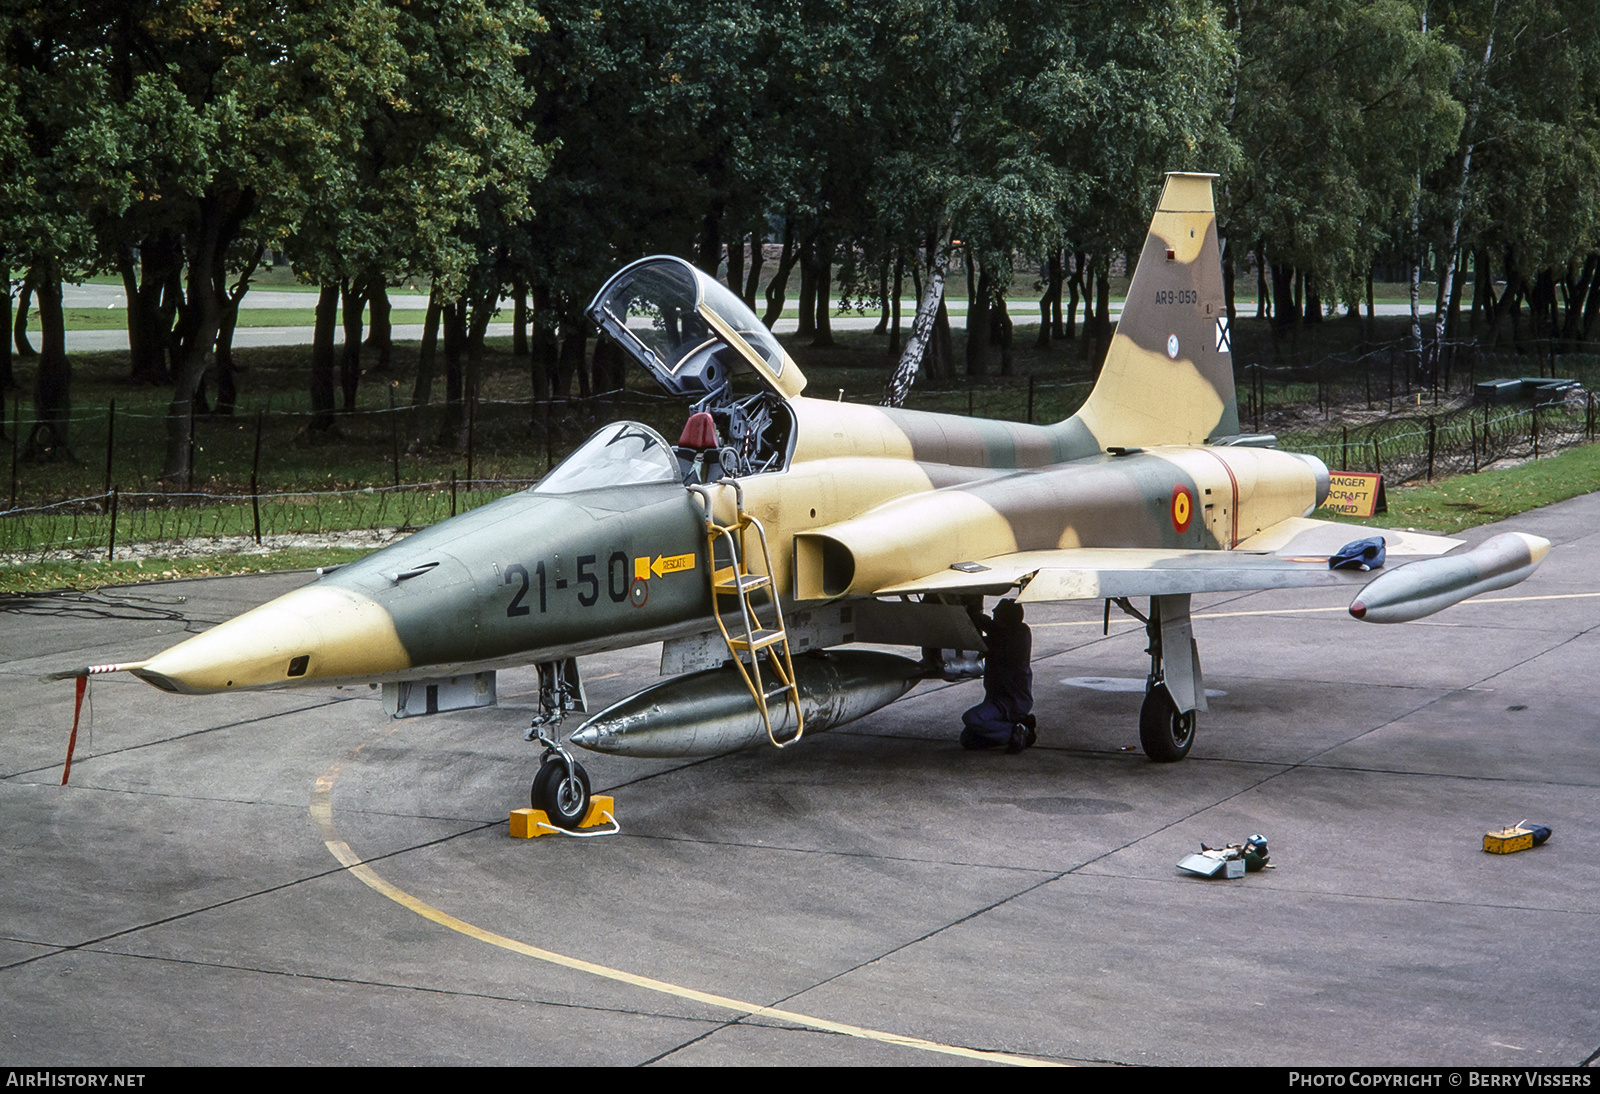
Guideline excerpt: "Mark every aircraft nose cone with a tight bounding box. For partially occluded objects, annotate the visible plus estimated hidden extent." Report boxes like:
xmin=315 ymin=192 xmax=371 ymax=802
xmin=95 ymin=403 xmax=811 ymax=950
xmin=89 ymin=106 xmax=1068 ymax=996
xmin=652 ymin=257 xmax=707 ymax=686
xmin=1349 ymin=601 xmax=1366 ymax=619
xmin=132 ymin=583 xmax=412 ymax=694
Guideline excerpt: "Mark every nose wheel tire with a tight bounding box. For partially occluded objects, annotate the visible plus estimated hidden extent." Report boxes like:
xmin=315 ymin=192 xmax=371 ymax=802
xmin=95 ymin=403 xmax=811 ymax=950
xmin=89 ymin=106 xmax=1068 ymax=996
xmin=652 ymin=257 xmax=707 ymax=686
xmin=531 ymin=757 xmax=592 ymax=829
xmin=1139 ymin=686 xmax=1195 ymax=763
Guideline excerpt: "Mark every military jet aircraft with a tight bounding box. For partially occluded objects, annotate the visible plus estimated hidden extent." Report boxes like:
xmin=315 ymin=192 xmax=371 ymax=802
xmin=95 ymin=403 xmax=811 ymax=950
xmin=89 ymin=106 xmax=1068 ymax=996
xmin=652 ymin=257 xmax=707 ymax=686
xmin=60 ymin=173 xmax=1549 ymax=826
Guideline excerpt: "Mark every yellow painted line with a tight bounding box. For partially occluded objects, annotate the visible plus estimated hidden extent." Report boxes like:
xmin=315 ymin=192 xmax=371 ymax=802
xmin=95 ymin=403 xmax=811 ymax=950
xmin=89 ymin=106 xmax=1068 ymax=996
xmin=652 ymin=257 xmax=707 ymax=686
xmin=310 ymin=763 xmax=1060 ymax=1067
xmin=1036 ymin=591 xmax=1600 ymax=628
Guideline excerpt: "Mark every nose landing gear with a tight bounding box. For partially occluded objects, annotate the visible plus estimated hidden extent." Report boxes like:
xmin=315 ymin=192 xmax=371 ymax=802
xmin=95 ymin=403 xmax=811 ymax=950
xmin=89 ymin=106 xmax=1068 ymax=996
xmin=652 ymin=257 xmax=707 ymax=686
xmin=526 ymin=657 xmax=592 ymax=829
xmin=531 ymin=732 xmax=592 ymax=830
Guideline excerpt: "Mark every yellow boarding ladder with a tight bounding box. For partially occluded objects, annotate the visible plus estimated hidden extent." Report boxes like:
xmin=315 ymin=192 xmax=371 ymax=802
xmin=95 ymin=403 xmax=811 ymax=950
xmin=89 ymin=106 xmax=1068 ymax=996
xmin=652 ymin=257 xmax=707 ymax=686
xmin=689 ymin=481 xmax=803 ymax=747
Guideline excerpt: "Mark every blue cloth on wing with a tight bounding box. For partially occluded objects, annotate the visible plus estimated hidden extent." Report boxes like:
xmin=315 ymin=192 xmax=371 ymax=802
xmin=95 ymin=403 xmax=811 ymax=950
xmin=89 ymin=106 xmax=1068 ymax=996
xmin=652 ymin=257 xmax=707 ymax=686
xmin=962 ymin=601 xmax=1034 ymax=745
xmin=1329 ymin=536 xmax=1386 ymax=571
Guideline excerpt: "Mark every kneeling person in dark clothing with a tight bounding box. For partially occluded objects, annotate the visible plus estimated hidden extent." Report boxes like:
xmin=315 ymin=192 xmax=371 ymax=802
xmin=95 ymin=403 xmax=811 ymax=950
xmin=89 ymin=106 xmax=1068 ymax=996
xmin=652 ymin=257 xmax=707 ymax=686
xmin=960 ymin=599 xmax=1037 ymax=752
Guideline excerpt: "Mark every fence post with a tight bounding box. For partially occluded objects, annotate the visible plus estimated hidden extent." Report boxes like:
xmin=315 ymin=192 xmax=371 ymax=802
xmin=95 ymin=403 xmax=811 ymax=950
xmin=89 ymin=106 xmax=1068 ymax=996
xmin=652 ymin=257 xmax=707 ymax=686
xmin=1341 ymin=426 xmax=1348 ymax=471
xmin=107 ymin=486 xmax=119 ymax=562
xmin=390 ymin=382 xmax=400 ymax=488
xmin=1372 ymin=437 xmax=1382 ymax=479
xmin=9 ymin=399 xmax=18 ymax=508
xmin=466 ymin=391 xmax=476 ymax=490
xmin=1427 ymin=415 xmax=1435 ymax=482
xmin=451 ymin=471 xmax=457 ymax=518
xmin=103 ymin=398 xmax=115 ymax=499
xmin=252 ymin=410 xmax=263 ymax=546
xmin=1471 ymin=420 xmax=1478 ymax=474
xmin=186 ymin=401 xmax=196 ymax=496
xmin=1532 ymin=406 xmax=1539 ymax=459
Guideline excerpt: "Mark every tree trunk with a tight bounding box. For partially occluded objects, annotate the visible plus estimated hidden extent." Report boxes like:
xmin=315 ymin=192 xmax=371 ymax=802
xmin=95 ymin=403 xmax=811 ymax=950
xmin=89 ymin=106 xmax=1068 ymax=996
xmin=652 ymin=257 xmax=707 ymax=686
xmin=412 ymin=289 xmax=442 ymax=408
xmin=994 ymin=294 xmax=1013 ymax=376
xmin=1065 ymin=251 xmax=1081 ymax=338
xmin=1582 ymin=253 xmax=1600 ymax=344
xmin=888 ymin=250 xmax=904 ymax=357
xmin=1272 ymin=264 xmax=1297 ymax=331
xmin=931 ymin=294 xmax=954 ymax=382
xmin=697 ymin=205 xmax=722 ymax=276
xmin=727 ymin=231 xmax=745 ymax=303
xmin=339 ymin=277 xmax=367 ymax=412
xmin=882 ymin=226 xmax=952 ymax=406
xmin=119 ymin=237 xmax=178 ymax=384
xmin=1256 ymin=242 xmax=1270 ymax=320
xmin=529 ymin=283 xmax=557 ymax=418
xmin=512 ymin=279 xmax=528 ymax=357
xmin=1093 ymin=254 xmax=1112 ymax=374
xmin=1078 ymin=255 xmax=1098 ymax=362
xmin=558 ymin=302 xmax=590 ymax=401
xmin=1221 ymin=236 xmax=1236 ymax=322
xmin=797 ymin=231 xmax=817 ymax=339
xmin=25 ymin=262 xmax=70 ymax=460
xmin=1436 ymin=8 xmax=1496 ymax=361
xmin=761 ymin=219 xmax=796 ymax=328
xmin=966 ymin=259 xmax=994 ymax=377
xmin=408 ymin=289 xmax=442 ymax=450
xmin=367 ymin=279 xmax=392 ymax=373
xmin=213 ymin=243 xmax=262 ymax=418
xmin=14 ymin=276 xmax=35 ymax=357
xmin=0 ymin=262 xmax=11 ymax=393
xmin=460 ymin=287 xmax=496 ymax=453
xmin=1036 ymin=252 xmax=1057 ymax=348
xmin=812 ymin=238 xmax=833 ymax=346
xmin=161 ymin=198 xmax=229 ymax=481
xmin=874 ymin=257 xmax=890 ymax=335
xmin=742 ymin=231 xmax=764 ymax=310
xmin=310 ymin=281 xmax=339 ymax=432
xmin=438 ymin=299 xmax=465 ymax=446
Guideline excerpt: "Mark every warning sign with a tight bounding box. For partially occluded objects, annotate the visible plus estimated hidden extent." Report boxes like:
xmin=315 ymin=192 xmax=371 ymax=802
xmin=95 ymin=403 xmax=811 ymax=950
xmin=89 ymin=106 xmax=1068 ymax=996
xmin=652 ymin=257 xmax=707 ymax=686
xmin=1321 ymin=472 xmax=1387 ymax=518
xmin=636 ymin=553 xmax=696 ymax=580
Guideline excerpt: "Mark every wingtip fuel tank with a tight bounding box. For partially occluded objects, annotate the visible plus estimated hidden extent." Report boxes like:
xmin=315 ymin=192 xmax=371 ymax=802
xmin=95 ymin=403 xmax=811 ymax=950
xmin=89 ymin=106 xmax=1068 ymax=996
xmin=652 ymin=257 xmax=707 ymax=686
xmin=1349 ymin=532 xmax=1550 ymax=624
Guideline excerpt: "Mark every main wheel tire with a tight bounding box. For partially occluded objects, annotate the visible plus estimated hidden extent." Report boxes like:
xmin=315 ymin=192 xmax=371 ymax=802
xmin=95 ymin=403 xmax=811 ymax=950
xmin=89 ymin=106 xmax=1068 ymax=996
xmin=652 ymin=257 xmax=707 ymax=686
xmin=531 ymin=758 xmax=591 ymax=830
xmin=1139 ymin=686 xmax=1195 ymax=763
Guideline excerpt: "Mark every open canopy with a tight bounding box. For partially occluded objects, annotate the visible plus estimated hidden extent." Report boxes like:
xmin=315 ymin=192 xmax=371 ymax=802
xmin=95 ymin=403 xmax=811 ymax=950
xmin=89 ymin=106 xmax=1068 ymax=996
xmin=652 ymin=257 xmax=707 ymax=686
xmin=587 ymin=256 xmax=806 ymax=401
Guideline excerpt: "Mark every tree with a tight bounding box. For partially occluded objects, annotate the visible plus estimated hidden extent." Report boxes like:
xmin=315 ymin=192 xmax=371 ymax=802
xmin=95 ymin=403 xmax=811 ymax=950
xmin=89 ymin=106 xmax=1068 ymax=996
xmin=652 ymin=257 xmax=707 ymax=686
xmin=1226 ymin=0 xmax=1461 ymax=329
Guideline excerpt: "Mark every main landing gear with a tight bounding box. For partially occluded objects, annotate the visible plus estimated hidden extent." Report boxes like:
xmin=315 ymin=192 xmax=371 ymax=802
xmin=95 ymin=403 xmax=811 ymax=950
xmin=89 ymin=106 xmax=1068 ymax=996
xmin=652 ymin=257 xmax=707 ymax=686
xmin=1110 ymin=594 xmax=1207 ymax=763
xmin=527 ymin=657 xmax=591 ymax=829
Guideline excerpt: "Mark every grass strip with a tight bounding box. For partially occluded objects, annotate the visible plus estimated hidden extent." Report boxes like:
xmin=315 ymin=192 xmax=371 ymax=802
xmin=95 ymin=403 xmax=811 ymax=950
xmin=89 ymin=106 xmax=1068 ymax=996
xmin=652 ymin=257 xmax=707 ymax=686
xmin=1324 ymin=441 xmax=1600 ymax=532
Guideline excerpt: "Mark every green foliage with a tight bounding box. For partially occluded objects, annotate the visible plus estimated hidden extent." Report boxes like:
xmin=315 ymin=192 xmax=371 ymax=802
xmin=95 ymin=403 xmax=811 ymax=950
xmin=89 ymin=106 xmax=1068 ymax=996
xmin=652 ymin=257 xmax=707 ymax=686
xmin=1228 ymin=0 xmax=1463 ymax=303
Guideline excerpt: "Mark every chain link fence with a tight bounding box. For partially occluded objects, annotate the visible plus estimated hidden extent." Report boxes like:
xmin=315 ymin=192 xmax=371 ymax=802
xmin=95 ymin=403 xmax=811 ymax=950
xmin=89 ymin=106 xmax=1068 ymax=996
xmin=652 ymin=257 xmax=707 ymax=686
xmin=2 ymin=334 xmax=1595 ymax=563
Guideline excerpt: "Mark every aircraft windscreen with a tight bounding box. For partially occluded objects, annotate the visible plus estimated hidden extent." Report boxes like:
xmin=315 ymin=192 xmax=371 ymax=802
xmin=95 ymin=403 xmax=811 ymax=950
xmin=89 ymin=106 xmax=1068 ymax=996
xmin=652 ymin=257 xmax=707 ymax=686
xmin=534 ymin=422 xmax=678 ymax=493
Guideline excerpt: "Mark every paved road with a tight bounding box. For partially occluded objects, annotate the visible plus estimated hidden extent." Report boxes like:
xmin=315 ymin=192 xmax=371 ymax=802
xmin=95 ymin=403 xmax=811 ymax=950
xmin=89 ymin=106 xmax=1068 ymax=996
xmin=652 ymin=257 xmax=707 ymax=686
xmin=3 ymin=489 xmax=1598 ymax=1065
xmin=49 ymin=281 xmax=1429 ymax=353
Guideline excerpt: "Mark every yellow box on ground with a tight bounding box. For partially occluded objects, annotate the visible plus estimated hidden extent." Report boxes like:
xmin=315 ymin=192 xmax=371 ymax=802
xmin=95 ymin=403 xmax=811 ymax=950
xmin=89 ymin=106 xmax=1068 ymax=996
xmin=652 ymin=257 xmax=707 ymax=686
xmin=1484 ymin=825 xmax=1535 ymax=854
xmin=1321 ymin=472 xmax=1386 ymax=518
xmin=510 ymin=795 xmax=617 ymax=838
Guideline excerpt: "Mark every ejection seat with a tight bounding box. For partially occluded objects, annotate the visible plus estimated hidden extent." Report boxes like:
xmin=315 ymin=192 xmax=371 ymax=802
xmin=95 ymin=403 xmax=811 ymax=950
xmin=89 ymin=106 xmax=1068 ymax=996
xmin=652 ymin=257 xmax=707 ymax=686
xmin=676 ymin=411 xmax=726 ymax=484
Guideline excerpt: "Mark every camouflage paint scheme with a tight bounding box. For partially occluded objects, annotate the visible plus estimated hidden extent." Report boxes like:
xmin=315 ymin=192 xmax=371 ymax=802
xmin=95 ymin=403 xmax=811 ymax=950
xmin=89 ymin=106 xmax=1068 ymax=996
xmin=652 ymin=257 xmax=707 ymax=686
xmin=108 ymin=174 xmax=1537 ymax=709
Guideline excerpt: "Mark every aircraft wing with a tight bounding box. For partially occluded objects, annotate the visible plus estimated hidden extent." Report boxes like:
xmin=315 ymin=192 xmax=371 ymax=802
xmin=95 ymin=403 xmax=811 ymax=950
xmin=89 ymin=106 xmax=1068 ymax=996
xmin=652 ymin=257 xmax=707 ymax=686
xmin=871 ymin=518 xmax=1462 ymax=602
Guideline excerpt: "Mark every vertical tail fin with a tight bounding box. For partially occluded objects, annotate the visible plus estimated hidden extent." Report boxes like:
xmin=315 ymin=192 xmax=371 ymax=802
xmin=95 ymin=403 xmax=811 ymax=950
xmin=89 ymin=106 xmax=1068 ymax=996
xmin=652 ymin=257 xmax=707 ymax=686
xmin=1073 ymin=173 xmax=1239 ymax=447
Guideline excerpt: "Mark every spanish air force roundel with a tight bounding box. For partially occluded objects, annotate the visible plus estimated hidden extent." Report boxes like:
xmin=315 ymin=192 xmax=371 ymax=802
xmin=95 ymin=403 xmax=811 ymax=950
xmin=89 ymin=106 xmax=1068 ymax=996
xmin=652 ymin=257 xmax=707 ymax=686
xmin=1171 ymin=484 xmax=1194 ymax=533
